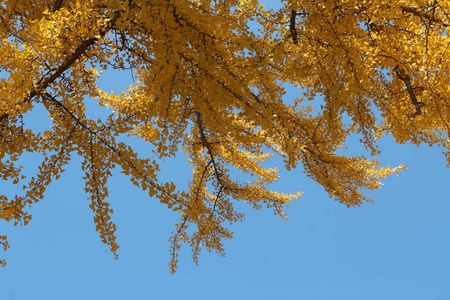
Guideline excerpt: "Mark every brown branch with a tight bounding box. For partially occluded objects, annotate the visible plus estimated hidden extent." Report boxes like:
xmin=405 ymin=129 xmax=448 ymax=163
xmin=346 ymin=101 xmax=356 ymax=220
xmin=401 ymin=6 xmax=450 ymax=27
xmin=194 ymin=111 xmax=223 ymax=185
xmin=192 ymin=185 xmax=224 ymax=257
xmin=394 ymin=65 xmax=424 ymax=118
xmin=0 ymin=11 xmax=120 ymax=123
xmin=51 ymin=0 xmax=64 ymax=12
xmin=289 ymin=10 xmax=298 ymax=44
xmin=43 ymin=92 xmax=91 ymax=132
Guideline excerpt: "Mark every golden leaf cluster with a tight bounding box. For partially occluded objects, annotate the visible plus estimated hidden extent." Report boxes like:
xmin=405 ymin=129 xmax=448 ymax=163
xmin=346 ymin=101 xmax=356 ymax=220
xmin=2 ymin=0 xmax=449 ymax=273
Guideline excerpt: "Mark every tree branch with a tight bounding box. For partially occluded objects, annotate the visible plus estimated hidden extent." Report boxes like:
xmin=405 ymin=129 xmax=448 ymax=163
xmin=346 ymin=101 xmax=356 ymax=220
xmin=51 ymin=0 xmax=64 ymax=12
xmin=394 ymin=65 xmax=424 ymax=118
xmin=289 ymin=10 xmax=298 ymax=44
xmin=0 ymin=11 xmax=120 ymax=123
xmin=194 ymin=111 xmax=223 ymax=185
xmin=401 ymin=6 xmax=450 ymax=27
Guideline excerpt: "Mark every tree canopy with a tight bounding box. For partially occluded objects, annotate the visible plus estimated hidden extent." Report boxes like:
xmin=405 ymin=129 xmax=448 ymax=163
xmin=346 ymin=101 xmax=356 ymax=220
xmin=1 ymin=0 xmax=449 ymax=272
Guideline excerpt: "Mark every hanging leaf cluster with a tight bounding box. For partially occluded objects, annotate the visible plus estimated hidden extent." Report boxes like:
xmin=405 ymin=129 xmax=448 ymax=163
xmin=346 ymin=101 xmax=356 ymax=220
xmin=2 ymin=0 xmax=449 ymax=273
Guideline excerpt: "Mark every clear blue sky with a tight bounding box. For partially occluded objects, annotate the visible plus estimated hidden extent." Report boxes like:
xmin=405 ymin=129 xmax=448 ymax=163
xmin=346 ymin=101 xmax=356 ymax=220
xmin=2 ymin=4 xmax=450 ymax=300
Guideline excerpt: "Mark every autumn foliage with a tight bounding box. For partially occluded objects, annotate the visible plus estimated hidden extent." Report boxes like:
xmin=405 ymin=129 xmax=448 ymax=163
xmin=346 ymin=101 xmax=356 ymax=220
xmin=1 ymin=0 xmax=449 ymax=272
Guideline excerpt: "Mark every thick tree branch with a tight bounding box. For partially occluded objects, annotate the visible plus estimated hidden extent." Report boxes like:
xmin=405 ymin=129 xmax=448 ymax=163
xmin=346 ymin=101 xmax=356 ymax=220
xmin=394 ymin=65 xmax=424 ymax=118
xmin=401 ymin=6 xmax=450 ymax=27
xmin=289 ymin=10 xmax=298 ymax=44
xmin=0 ymin=11 xmax=120 ymax=123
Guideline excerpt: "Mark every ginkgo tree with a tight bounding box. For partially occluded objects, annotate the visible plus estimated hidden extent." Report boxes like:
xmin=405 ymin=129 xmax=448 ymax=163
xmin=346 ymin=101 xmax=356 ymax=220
xmin=1 ymin=0 xmax=449 ymax=273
